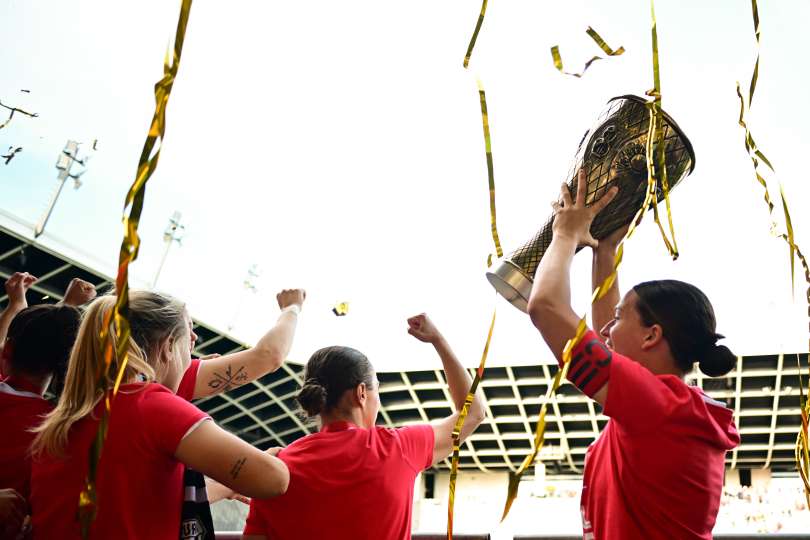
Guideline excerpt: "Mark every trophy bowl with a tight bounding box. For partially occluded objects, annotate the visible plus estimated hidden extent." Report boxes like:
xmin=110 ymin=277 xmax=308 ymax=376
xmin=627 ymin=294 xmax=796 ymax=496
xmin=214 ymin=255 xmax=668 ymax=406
xmin=486 ymin=95 xmax=695 ymax=312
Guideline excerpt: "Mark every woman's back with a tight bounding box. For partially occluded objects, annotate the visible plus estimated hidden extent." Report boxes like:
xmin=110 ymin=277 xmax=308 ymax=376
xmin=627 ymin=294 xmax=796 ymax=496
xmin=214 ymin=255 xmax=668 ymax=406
xmin=31 ymin=383 xmax=208 ymax=540
xmin=245 ymin=421 xmax=433 ymax=540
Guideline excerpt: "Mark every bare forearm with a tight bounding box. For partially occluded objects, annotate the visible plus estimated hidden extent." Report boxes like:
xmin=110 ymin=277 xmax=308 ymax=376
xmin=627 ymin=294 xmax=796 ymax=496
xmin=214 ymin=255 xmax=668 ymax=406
xmin=176 ymin=422 xmax=289 ymax=499
xmin=193 ymin=312 xmax=299 ymax=399
xmin=528 ymin=235 xmax=582 ymax=361
xmin=253 ymin=311 xmax=298 ymax=369
xmin=531 ymin=236 xmax=576 ymax=310
xmin=434 ymin=337 xmax=469 ymax=408
xmin=433 ymin=336 xmax=485 ymax=422
xmin=592 ymin=247 xmax=620 ymax=333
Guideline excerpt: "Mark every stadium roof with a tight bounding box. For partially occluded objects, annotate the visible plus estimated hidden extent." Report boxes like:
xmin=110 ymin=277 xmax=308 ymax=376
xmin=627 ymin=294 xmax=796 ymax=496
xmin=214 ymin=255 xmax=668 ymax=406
xmin=1 ymin=223 xmax=807 ymax=474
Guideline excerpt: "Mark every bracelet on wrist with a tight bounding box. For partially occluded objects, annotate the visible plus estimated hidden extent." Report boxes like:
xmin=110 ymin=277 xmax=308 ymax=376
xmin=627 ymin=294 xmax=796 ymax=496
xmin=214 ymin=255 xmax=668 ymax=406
xmin=281 ymin=304 xmax=301 ymax=316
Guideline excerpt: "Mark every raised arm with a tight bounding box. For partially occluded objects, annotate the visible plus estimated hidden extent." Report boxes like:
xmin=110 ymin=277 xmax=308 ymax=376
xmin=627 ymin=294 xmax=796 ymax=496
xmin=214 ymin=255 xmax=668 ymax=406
xmin=406 ymin=313 xmax=486 ymax=466
xmin=591 ymin=225 xmax=627 ymax=333
xmin=528 ymin=170 xmax=617 ymax=406
xmin=191 ymin=289 xmax=305 ymax=399
xmin=0 ymin=272 xmax=36 ymax=356
xmin=175 ymin=420 xmax=288 ymax=499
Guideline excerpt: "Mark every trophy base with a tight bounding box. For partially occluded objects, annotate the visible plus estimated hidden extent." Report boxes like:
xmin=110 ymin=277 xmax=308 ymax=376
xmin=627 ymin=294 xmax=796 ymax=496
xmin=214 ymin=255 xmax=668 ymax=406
xmin=485 ymin=259 xmax=533 ymax=313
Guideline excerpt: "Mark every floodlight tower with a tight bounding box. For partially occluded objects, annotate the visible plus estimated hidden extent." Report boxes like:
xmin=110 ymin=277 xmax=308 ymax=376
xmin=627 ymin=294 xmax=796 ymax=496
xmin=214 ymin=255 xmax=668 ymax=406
xmin=228 ymin=264 xmax=260 ymax=331
xmin=152 ymin=211 xmax=185 ymax=289
xmin=243 ymin=264 xmax=260 ymax=292
xmin=35 ymin=141 xmax=86 ymax=238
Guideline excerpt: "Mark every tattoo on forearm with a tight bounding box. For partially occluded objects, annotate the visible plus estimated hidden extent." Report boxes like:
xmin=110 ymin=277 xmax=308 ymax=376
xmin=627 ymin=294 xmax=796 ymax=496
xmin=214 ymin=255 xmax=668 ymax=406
xmin=208 ymin=365 xmax=249 ymax=392
xmin=230 ymin=457 xmax=246 ymax=479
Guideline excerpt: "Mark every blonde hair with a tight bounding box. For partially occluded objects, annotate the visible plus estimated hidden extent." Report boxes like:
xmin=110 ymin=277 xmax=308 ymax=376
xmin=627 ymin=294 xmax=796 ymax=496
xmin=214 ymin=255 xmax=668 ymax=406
xmin=32 ymin=290 xmax=189 ymax=457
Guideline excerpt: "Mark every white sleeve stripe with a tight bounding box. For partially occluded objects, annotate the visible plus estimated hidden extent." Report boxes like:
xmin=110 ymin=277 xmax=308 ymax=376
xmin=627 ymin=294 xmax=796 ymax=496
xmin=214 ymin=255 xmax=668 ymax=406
xmin=181 ymin=417 xmax=212 ymax=441
xmin=700 ymin=392 xmax=729 ymax=409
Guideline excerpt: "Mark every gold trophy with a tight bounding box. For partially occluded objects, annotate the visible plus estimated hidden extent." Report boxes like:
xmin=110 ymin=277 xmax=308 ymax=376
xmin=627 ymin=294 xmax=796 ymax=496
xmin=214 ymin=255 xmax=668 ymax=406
xmin=486 ymin=95 xmax=695 ymax=311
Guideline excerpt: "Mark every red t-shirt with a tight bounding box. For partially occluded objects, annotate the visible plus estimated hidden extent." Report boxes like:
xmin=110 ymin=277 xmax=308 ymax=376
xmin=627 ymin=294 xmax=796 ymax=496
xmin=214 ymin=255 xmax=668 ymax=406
xmin=571 ymin=330 xmax=740 ymax=540
xmin=30 ymin=383 xmax=209 ymax=540
xmin=0 ymin=382 xmax=52 ymax=498
xmin=244 ymin=421 xmax=434 ymax=540
xmin=176 ymin=358 xmax=201 ymax=401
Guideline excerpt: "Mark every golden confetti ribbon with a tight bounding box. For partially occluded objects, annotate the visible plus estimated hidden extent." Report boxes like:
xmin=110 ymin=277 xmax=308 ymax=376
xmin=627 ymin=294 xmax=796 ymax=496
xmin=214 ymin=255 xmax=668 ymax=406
xmin=501 ymin=332 xmax=574 ymax=520
xmin=78 ymin=1 xmax=194 ymax=536
xmin=781 ymin=220 xmax=810 ymax=506
xmin=0 ymin=100 xmax=38 ymax=130
xmin=332 ymin=302 xmax=349 ymax=316
xmin=463 ymin=0 xmax=489 ymax=68
xmin=501 ymin=0 xmax=675 ymax=520
xmin=645 ymin=0 xmax=678 ymax=260
xmin=447 ymin=77 xmax=503 ymax=539
xmin=447 ymin=309 xmax=496 ymax=540
xmin=797 ymin=346 xmax=810 ymax=507
xmin=476 ymin=79 xmax=503 ymax=268
xmin=551 ymin=27 xmax=625 ymax=78
xmin=776 ymin=199 xmax=810 ymax=505
xmin=735 ymin=0 xmax=810 ymax=506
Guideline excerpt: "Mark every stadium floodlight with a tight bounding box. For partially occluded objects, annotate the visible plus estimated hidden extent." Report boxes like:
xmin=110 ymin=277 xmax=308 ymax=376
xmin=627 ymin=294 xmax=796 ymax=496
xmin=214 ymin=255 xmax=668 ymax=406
xmin=228 ymin=264 xmax=260 ymax=331
xmin=152 ymin=211 xmax=185 ymax=290
xmin=243 ymin=264 xmax=260 ymax=293
xmin=35 ymin=140 xmax=86 ymax=238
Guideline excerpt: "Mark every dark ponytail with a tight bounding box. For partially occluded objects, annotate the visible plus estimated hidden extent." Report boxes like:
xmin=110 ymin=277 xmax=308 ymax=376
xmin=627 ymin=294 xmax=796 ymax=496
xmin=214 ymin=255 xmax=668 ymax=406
xmin=296 ymin=346 xmax=375 ymax=417
xmin=632 ymin=280 xmax=736 ymax=377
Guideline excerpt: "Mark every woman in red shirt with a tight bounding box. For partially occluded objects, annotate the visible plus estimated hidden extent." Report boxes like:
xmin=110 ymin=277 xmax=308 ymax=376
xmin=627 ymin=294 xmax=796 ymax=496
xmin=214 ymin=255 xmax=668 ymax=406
xmin=0 ymin=273 xmax=94 ymax=539
xmin=29 ymin=291 xmax=289 ymax=540
xmin=242 ymin=313 xmax=486 ymax=540
xmin=528 ymin=171 xmax=740 ymax=540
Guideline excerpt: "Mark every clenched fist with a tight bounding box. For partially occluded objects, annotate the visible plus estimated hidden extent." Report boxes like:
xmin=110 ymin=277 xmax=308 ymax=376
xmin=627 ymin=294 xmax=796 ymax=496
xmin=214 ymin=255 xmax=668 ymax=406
xmin=276 ymin=289 xmax=306 ymax=310
xmin=62 ymin=278 xmax=97 ymax=307
xmin=4 ymin=272 xmax=37 ymax=311
xmin=407 ymin=313 xmax=443 ymax=344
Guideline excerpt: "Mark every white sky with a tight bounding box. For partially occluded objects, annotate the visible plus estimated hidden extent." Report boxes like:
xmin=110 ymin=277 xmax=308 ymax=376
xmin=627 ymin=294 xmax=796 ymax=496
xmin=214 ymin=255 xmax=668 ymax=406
xmin=1 ymin=0 xmax=809 ymax=371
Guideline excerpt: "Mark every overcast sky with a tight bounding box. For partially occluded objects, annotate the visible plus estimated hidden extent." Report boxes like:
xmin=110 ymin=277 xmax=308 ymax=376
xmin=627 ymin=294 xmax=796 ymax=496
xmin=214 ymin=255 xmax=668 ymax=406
xmin=1 ymin=0 xmax=809 ymax=371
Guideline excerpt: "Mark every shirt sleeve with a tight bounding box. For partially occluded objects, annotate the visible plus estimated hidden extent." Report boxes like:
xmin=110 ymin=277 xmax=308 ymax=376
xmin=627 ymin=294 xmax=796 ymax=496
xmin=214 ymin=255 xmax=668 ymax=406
xmin=566 ymin=330 xmax=613 ymax=398
xmin=243 ymin=499 xmax=270 ymax=535
xmin=175 ymin=359 xmax=202 ymax=401
xmin=138 ymin=385 xmax=210 ymax=455
xmin=396 ymin=424 xmax=435 ymax=472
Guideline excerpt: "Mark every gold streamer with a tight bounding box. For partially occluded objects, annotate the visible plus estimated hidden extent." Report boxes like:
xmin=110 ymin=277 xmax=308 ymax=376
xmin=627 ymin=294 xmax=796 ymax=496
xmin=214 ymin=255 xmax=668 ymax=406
xmin=551 ymin=27 xmax=625 ymax=78
xmin=735 ymin=0 xmax=810 ymax=505
xmin=797 ymin=349 xmax=810 ymax=506
xmin=332 ymin=302 xmax=349 ymax=316
xmin=501 ymin=331 xmax=575 ymax=520
xmin=645 ymin=0 xmax=678 ymax=260
xmin=78 ymin=1 xmax=194 ymax=536
xmin=476 ymin=79 xmax=503 ymax=266
xmin=447 ymin=77 xmax=504 ymax=539
xmin=463 ymin=0 xmax=489 ymax=68
xmin=447 ymin=309 xmax=496 ymax=540
xmin=501 ymin=0 xmax=675 ymax=520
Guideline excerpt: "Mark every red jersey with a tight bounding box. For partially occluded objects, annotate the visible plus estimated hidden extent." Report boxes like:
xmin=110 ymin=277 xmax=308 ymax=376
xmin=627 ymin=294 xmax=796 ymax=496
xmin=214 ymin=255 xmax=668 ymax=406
xmin=571 ymin=330 xmax=740 ymax=540
xmin=244 ymin=421 xmax=434 ymax=540
xmin=0 ymin=382 xmax=52 ymax=498
xmin=30 ymin=383 xmax=209 ymax=540
xmin=176 ymin=358 xmax=201 ymax=401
